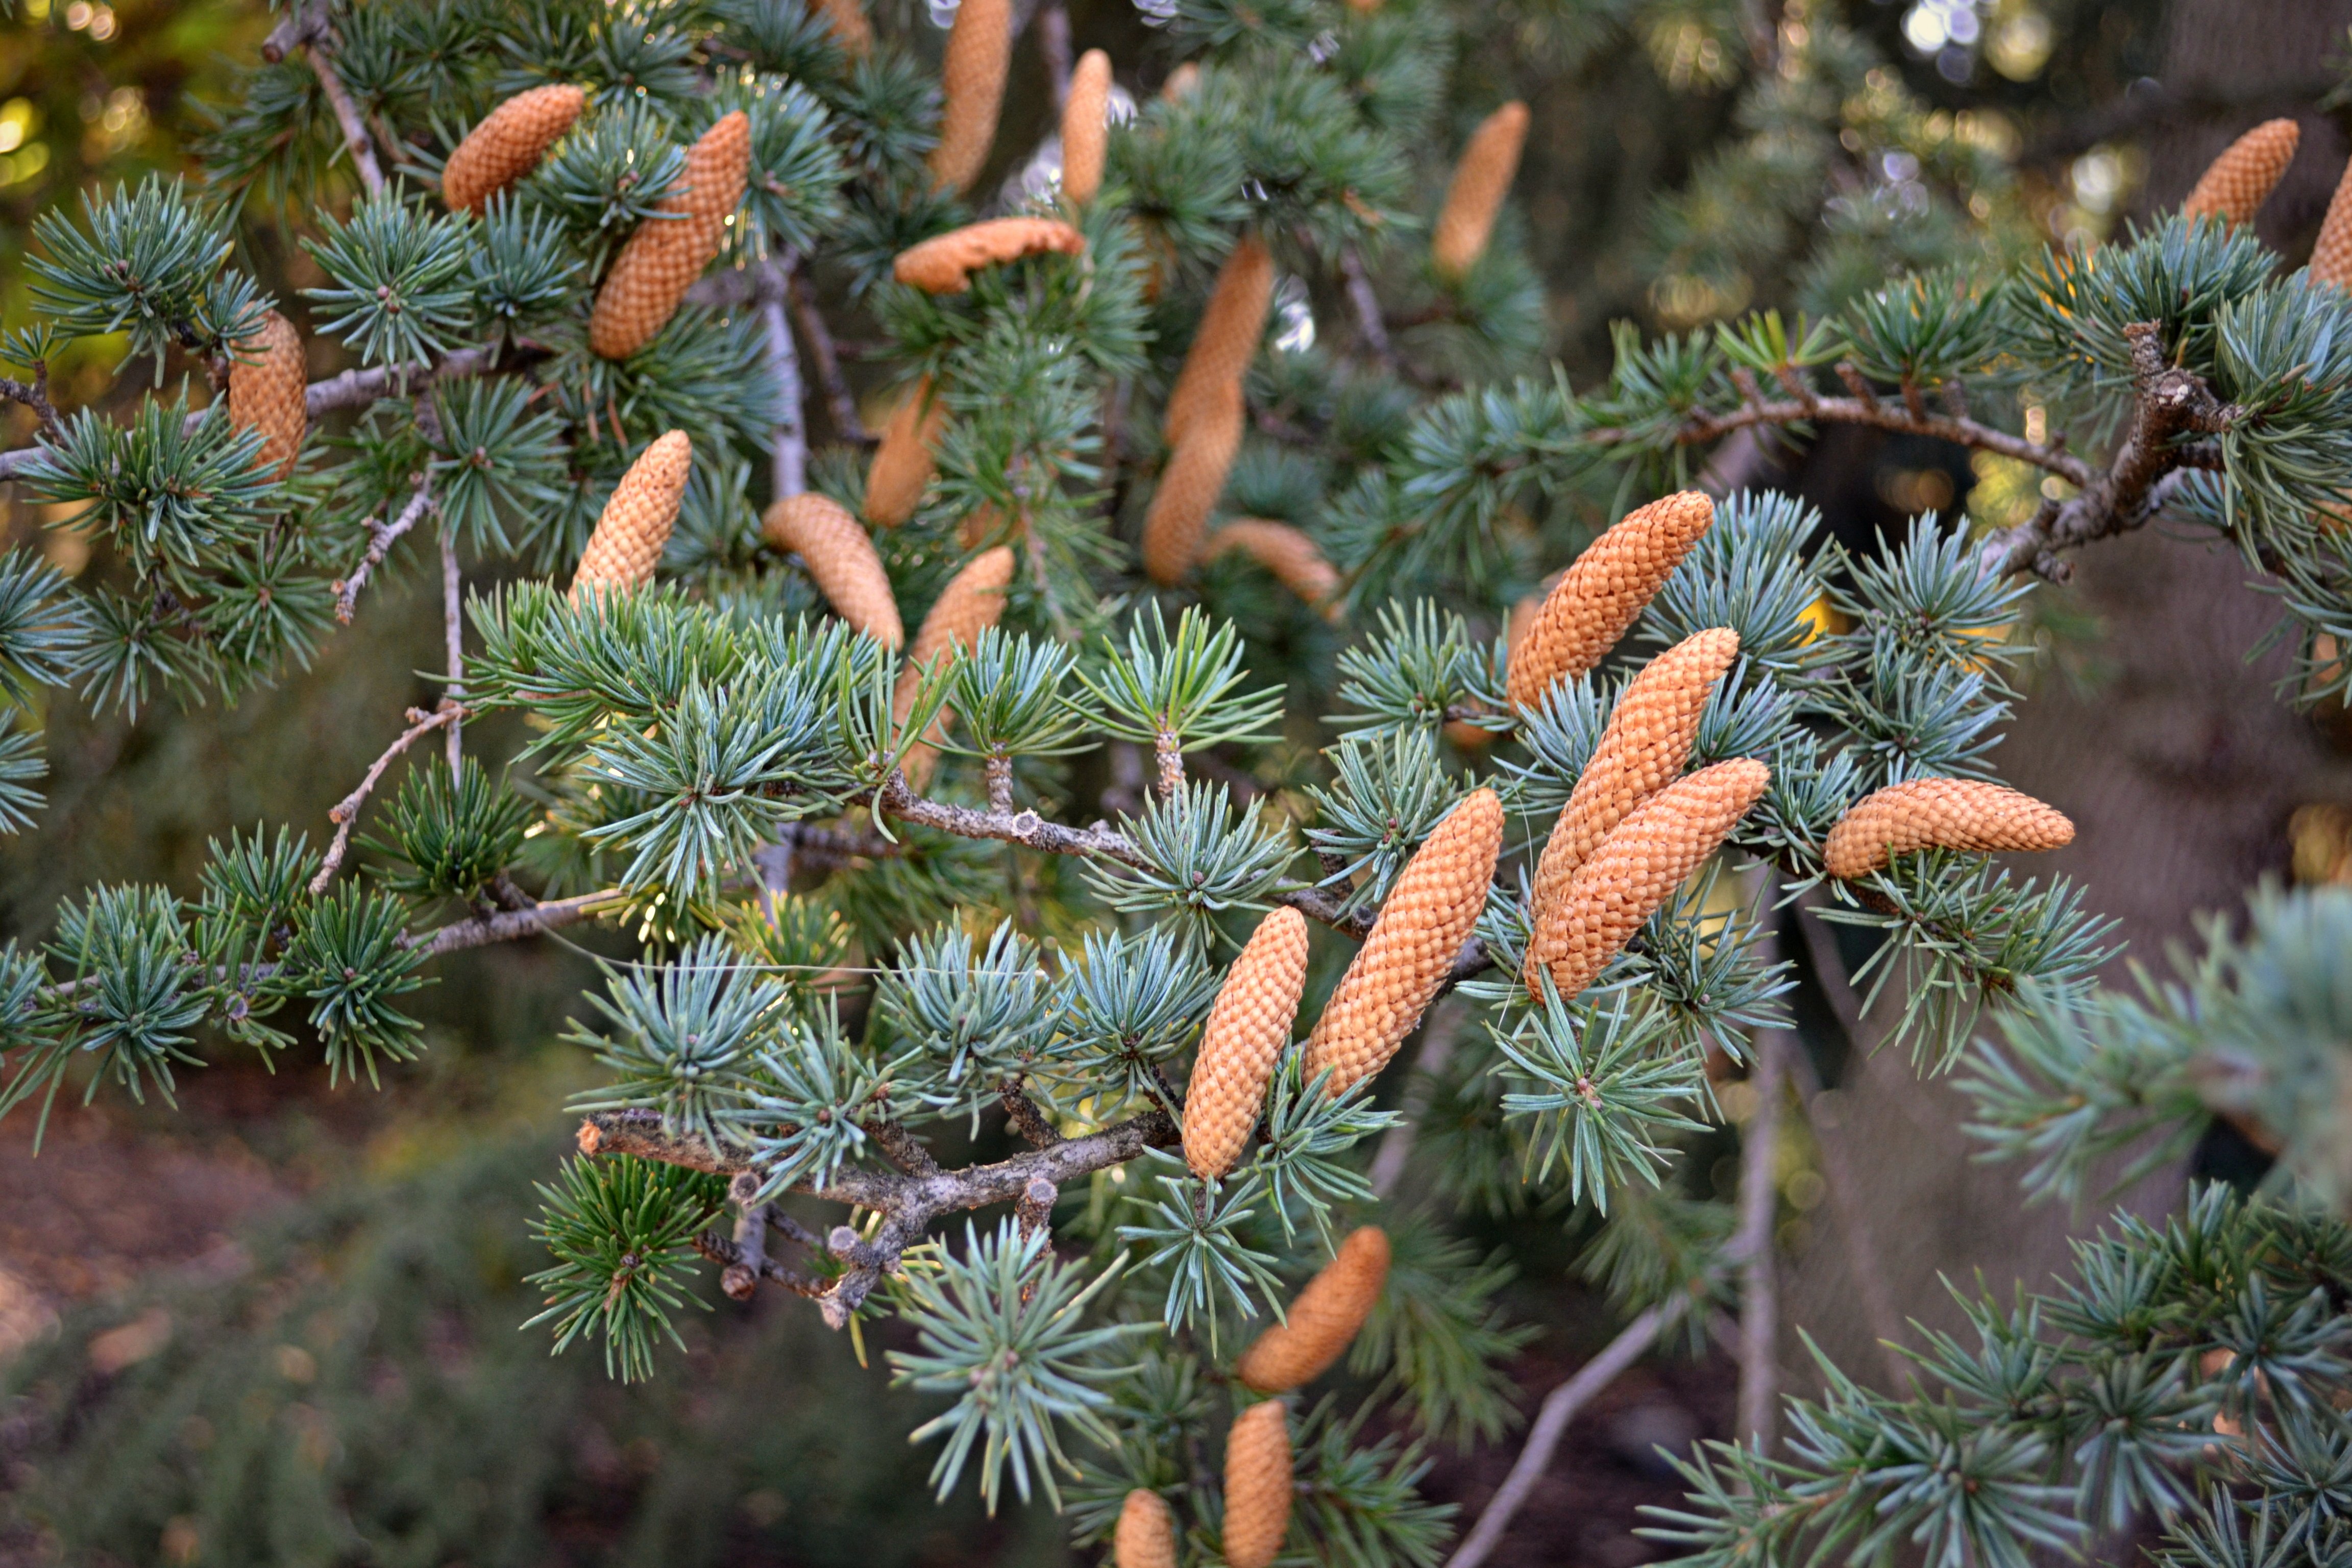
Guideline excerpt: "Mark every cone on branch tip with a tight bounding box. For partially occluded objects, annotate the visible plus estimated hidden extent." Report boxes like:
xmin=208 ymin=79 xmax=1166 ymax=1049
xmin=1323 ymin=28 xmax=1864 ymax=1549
xmin=571 ymin=430 xmax=693 ymax=598
xmin=1207 ymin=520 xmax=1341 ymax=621
xmin=1525 ymin=628 xmax=1741 ymax=984
xmin=813 ymin=0 xmax=873 ymax=55
xmin=2181 ymin=118 xmax=2299 ymax=229
xmin=1432 ymin=101 xmax=1529 ymax=281
xmin=866 ymin=377 xmax=946 ymax=528
xmin=440 ymin=84 xmax=586 ymax=215
xmin=588 ymin=111 xmax=751 ymax=360
xmin=1183 ymin=908 xmax=1311 ymax=1180
xmin=892 ymin=546 xmax=1016 ymax=790
xmin=1114 ymin=1489 xmax=1177 ymax=1568
xmin=1304 ymin=788 xmax=1503 ymax=1095
xmin=761 ymin=494 xmax=903 ymax=649
xmin=1821 ymin=777 xmax=2074 ymax=882
xmin=1163 ymin=235 xmax=1273 ymax=449
xmin=928 ymin=0 xmax=1012 ymax=193
xmin=1527 ymin=758 xmax=1769 ymax=1000
xmin=892 ymin=217 xmax=1087 ymax=293
xmin=2314 ymin=156 xmax=2352 ymax=291
xmin=1142 ymin=379 xmax=1244 ymax=586
xmin=1221 ymin=1401 xmax=1292 ymax=1568
xmin=1234 ymin=1226 xmax=1390 ymax=1392
xmin=1062 ymin=50 xmax=1113 ymax=206
xmin=1505 ymin=491 xmax=1716 ymax=713
xmin=227 ymin=309 xmax=305 ymax=481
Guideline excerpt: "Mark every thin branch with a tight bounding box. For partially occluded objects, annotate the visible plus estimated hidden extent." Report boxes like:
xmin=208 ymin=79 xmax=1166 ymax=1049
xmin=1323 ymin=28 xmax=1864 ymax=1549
xmin=755 ymin=256 xmax=808 ymax=498
xmin=440 ymin=520 xmax=464 ymax=776
xmin=1000 ymin=1079 xmax=1062 ymax=1148
xmin=1443 ymin=1300 xmax=1685 ymax=1568
xmin=1733 ymin=1026 xmax=1790 ymax=1450
xmin=788 ymin=269 xmax=868 ymax=445
xmin=0 ymin=361 xmax=60 ymax=439
xmin=411 ymin=887 xmax=629 ymax=953
xmin=308 ymin=703 xmax=463 ymax=894
xmin=1603 ymin=389 xmax=2094 ymax=489
xmin=304 ymin=343 xmax=507 ymax=418
xmin=1339 ymin=247 xmax=1399 ymax=375
xmin=694 ymin=1229 xmax=831 ymax=1298
xmin=301 ymin=32 xmax=387 ymax=197
xmin=1038 ymin=0 xmax=1074 ymax=111
xmin=334 ymin=476 xmax=435 ymax=623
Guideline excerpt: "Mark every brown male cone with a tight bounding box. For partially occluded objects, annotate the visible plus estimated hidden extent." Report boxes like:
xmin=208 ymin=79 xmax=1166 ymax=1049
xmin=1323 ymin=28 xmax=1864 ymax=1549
xmin=1182 ymin=907 xmax=1311 ymax=1180
xmin=2314 ymin=156 xmax=2352 ymax=291
xmin=441 ymin=84 xmax=586 ymax=215
xmin=1303 ymin=788 xmax=1504 ymax=1095
xmin=1534 ymin=758 xmax=1770 ymax=1000
xmin=1234 ymin=1226 xmax=1390 ymax=1393
xmin=1163 ymin=235 xmax=1273 ymax=448
xmin=893 ymin=217 xmax=1088 ymax=294
xmin=1207 ymin=519 xmax=1342 ymax=622
xmin=928 ymin=0 xmax=1013 ymax=194
xmin=866 ymin=377 xmax=946 ymax=528
xmin=1431 ymin=101 xmax=1529 ymax=281
xmin=1061 ymin=50 xmax=1114 ymax=206
xmin=2182 ymin=118 xmax=2299 ymax=229
xmin=571 ymin=430 xmax=693 ymax=599
xmin=1142 ymin=377 xmax=1244 ymax=586
xmin=892 ymin=546 xmax=1016 ymax=791
xmin=227 ymin=309 xmax=306 ymax=481
xmin=1821 ymin=777 xmax=2074 ymax=882
xmin=813 ymin=0 xmax=874 ymax=55
xmin=1524 ymin=628 xmax=1741 ymax=992
xmin=1114 ymin=1489 xmax=1177 ymax=1568
xmin=762 ymin=494 xmax=903 ymax=649
xmin=1505 ymin=491 xmax=1716 ymax=714
xmin=1220 ymin=1401 xmax=1293 ymax=1568
xmin=589 ymin=111 xmax=751 ymax=360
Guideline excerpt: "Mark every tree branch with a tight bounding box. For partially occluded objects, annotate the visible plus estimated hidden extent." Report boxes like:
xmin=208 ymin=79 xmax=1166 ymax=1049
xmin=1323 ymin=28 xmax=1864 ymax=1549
xmin=1611 ymin=385 xmax=2095 ymax=489
xmin=335 ymin=476 xmax=434 ymax=623
xmin=309 ymin=703 xmax=464 ymax=894
xmin=439 ymin=519 xmax=465 ymax=776
xmin=755 ymin=256 xmax=808 ymax=497
xmin=297 ymin=21 xmax=387 ymax=198
xmin=789 ymin=270 xmax=868 ymax=445
xmin=411 ymin=888 xmax=629 ymax=953
xmin=1733 ymin=1026 xmax=1789 ymax=1450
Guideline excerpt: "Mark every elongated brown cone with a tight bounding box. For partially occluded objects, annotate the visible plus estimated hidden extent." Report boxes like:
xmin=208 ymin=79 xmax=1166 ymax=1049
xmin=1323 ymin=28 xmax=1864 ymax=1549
xmin=762 ymin=494 xmax=903 ymax=649
xmin=892 ymin=546 xmax=1016 ymax=790
xmin=1062 ymin=50 xmax=1113 ymax=205
xmin=1164 ymin=235 xmax=1273 ymax=448
xmin=1160 ymin=62 xmax=1200 ymax=103
xmin=1207 ymin=520 xmax=1341 ymax=622
xmin=1822 ymin=777 xmax=2074 ymax=882
xmin=2182 ymin=118 xmax=2299 ymax=229
xmin=589 ymin=111 xmax=751 ymax=360
xmin=1142 ymin=379 xmax=1243 ymax=586
xmin=441 ymin=84 xmax=586 ymax=215
xmin=893 ymin=217 xmax=1088 ymax=293
xmin=1432 ymin=101 xmax=1528 ymax=281
xmin=866 ymin=377 xmax=947 ymax=528
xmin=2314 ymin=156 xmax=2352 ymax=291
xmin=1506 ymin=492 xmax=1716 ymax=713
xmin=1534 ymin=758 xmax=1769 ymax=1000
xmin=1183 ymin=908 xmax=1311 ymax=1180
xmin=228 ymin=309 xmax=306 ymax=481
xmin=813 ymin=0 xmax=873 ymax=55
xmin=1235 ymin=1227 xmax=1390 ymax=1392
xmin=1114 ymin=1489 xmax=1177 ymax=1568
xmin=1304 ymin=789 xmax=1503 ymax=1095
xmin=1524 ymin=628 xmax=1741 ymax=992
xmin=929 ymin=0 xmax=1012 ymax=193
xmin=571 ymin=431 xmax=693 ymax=598
xmin=1221 ymin=1401 xmax=1292 ymax=1568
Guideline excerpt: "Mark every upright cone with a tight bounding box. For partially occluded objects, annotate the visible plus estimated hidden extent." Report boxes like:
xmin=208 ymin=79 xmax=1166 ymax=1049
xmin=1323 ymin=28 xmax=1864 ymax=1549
xmin=571 ymin=431 xmax=693 ymax=598
xmin=441 ymin=84 xmax=586 ymax=215
xmin=762 ymin=494 xmax=903 ymax=649
xmin=1221 ymin=1401 xmax=1292 ymax=1568
xmin=2182 ymin=118 xmax=2299 ymax=229
xmin=589 ymin=112 xmax=751 ymax=360
xmin=1303 ymin=789 xmax=1503 ymax=1094
xmin=1114 ymin=1489 xmax=1176 ymax=1568
xmin=2313 ymin=157 xmax=2352 ymax=291
xmin=1142 ymin=379 xmax=1244 ymax=585
xmin=1164 ymin=235 xmax=1273 ymax=448
xmin=1062 ymin=50 xmax=1113 ymax=206
xmin=1234 ymin=1227 xmax=1390 ymax=1392
xmin=1183 ymin=908 xmax=1311 ymax=1180
xmin=1822 ymin=777 xmax=2074 ymax=881
xmin=866 ymin=377 xmax=946 ymax=528
xmin=1525 ymin=629 xmax=1741 ymax=988
xmin=228 ymin=309 xmax=306 ymax=481
xmin=1432 ymin=102 xmax=1529 ymax=280
xmin=892 ymin=546 xmax=1016 ymax=790
xmin=1506 ymin=491 xmax=1716 ymax=713
xmin=1531 ymin=758 xmax=1769 ymax=1000
xmin=929 ymin=0 xmax=1012 ymax=193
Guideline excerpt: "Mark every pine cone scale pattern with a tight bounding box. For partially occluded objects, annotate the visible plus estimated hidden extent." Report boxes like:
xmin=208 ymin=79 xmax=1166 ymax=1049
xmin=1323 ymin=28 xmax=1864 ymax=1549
xmin=1061 ymin=50 xmax=1113 ymax=206
xmin=1506 ymin=491 xmax=1716 ymax=713
xmin=893 ymin=217 xmax=1087 ymax=294
xmin=441 ymin=84 xmax=586 ymax=215
xmin=1183 ymin=907 xmax=1311 ymax=1180
xmin=227 ymin=309 xmax=306 ymax=481
xmin=2180 ymin=118 xmax=2299 ymax=229
xmin=1432 ymin=101 xmax=1528 ymax=280
xmin=866 ymin=377 xmax=946 ymax=528
xmin=1142 ymin=378 xmax=1244 ymax=585
xmin=589 ymin=112 xmax=751 ymax=360
xmin=893 ymin=546 xmax=1016 ymax=790
xmin=1207 ymin=520 xmax=1341 ymax=620
xmin=929 ymin=0 xmax=1012 ymax=193
xmin=1822 ymin=778 xmax=2074 ymax=881
xmin=571 ymin=430 xmax=693 ymax=598
xmin=1221 ymin=1401 xmax=1293 ymax=1568
xmin=1235 ymin=1226 xmax=1389 ymax=1392
xmin=762 ymin=494 xmax=903 ymax=649
xmin=1114 ymin=1489 xmax=1176 ymax=1568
